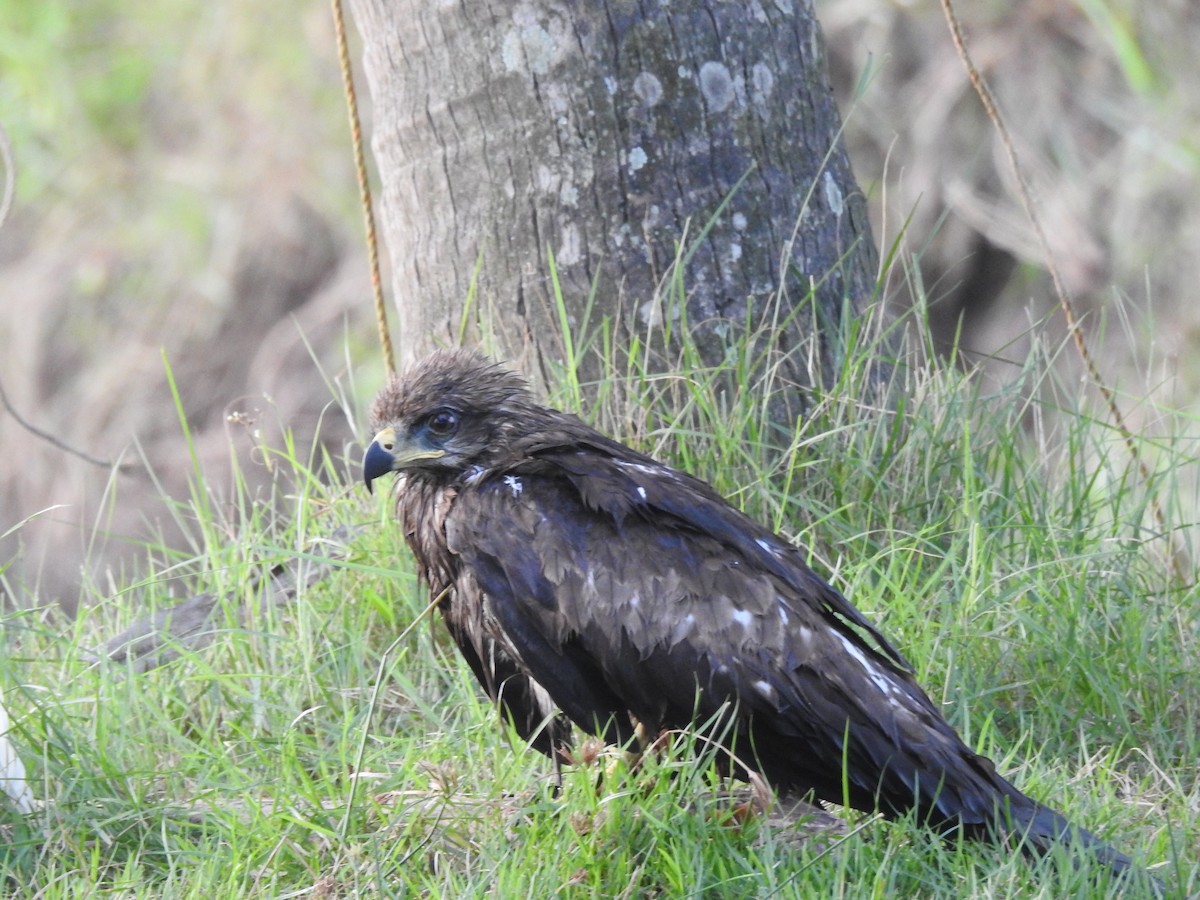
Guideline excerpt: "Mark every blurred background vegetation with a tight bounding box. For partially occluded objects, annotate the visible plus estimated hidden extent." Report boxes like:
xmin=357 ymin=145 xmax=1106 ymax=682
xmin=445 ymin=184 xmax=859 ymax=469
xmin=0 ymin=0 xmax=373 ymax=607
xmin=1 ymin=0 xmax=1198 ymax=609
xmin=822 ymin=0 xmax=1200 ymax=398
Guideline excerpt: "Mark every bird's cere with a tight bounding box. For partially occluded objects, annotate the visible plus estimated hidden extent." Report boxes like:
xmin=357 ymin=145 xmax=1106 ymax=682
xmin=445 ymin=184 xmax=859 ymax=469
xmin=363 ymin=425 xmax=446 ymax=493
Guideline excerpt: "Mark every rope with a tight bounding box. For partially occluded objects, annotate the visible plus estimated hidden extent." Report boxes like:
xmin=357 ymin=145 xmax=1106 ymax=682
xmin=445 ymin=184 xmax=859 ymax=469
xmin=331 ymin=0 xmax=395 ymax=375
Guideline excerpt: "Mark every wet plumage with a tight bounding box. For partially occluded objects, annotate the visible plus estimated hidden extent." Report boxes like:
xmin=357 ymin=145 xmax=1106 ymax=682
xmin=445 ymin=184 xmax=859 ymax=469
xmin=363 ymin=348 xmax=1149 ymax=882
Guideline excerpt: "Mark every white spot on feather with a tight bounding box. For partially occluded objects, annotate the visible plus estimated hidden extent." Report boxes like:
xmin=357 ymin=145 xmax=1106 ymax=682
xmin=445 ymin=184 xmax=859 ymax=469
xmin=530 ymin=682 xmax=555 ymax=718
xmin=504 ymin=475 xmax=523 ymax=497
xmin=636 ymin=486 xmax=647 ymax=500
xmin=616 ymin=460 xmax=665 ymax=478
xmin=836 ymin=633 xmax=898 ymax=697
xmin=752 ymin=680 xmax=776 ymax=703
xmin=778 ymin=606 xmax=789 ymax=626
xmin=464 ymin=465 xmax=486 ymax=485
xmin=731 ymin=609 xmax=753 ymax=629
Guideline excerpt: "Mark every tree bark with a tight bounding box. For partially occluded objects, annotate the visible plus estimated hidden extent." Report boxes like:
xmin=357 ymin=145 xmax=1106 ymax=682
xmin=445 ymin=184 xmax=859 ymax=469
xmin=348 ymin=0 xmax=879 ymax=394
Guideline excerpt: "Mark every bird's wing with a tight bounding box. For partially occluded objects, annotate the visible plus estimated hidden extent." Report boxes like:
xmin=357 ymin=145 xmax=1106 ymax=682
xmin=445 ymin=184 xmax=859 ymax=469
xmin=436 ymin=586 xmax=573 ymax=759
xmin=443 ymin=451 xmax=1003 ymax=821
xmin=548 ymin=440 xmax=913 ymax=670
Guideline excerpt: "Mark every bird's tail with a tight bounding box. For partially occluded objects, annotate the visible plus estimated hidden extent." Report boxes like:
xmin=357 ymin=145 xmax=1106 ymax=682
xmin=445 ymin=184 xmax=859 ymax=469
xmin=995 ymin=784 xmax=1162 ymax=894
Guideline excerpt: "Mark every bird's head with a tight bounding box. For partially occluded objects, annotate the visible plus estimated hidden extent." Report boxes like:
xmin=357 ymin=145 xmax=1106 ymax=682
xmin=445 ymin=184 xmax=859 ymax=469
xmin=363 ymin=349 xmax=539 ymax=493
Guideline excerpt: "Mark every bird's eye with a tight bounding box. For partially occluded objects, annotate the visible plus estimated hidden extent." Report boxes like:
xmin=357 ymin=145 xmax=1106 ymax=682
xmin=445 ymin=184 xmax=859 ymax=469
xmin=425 ymin=408 xmax=460 ymax=438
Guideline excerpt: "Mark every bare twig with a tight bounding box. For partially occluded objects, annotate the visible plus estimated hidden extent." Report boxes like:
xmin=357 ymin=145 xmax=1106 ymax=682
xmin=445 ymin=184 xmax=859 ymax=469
xmin=0 ymin=375 xmax=128 ymax=471
xmin=0 ymin=130 xmax=132 ymax=474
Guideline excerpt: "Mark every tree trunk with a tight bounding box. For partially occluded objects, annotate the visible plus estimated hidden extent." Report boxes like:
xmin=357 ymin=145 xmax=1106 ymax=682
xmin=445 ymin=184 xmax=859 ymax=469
xmin=348 ymin=0 xmax=880 ymax=396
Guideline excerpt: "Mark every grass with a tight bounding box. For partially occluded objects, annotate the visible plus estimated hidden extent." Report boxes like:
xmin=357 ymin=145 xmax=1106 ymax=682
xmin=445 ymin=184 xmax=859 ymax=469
xmin=1 ymin=288 xmax=1197 ymax=897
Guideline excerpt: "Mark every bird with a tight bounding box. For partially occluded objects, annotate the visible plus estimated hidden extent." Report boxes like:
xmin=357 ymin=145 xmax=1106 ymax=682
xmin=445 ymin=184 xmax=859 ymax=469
xmin=363 ymin=347 xmax=1150 ymax=884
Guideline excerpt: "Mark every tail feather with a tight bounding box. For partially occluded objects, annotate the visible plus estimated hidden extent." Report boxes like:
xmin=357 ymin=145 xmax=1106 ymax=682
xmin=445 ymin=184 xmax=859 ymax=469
xmin=999 ymin=788 xmax=1162 ymax=894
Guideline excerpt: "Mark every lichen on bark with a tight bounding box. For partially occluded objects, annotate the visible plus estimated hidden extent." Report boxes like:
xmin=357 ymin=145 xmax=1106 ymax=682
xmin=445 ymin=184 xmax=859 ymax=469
xmin=350 ymin=0 xmax=880 ymax=396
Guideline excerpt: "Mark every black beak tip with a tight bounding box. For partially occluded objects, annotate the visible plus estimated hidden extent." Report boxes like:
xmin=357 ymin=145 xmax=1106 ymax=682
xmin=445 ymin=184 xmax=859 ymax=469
xmin=362 ymin=440 xmax=393 ymax=494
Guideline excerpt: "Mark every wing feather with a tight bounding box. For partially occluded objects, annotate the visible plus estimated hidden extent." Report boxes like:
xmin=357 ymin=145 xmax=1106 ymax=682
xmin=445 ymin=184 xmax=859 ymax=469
xmin=444 ymin=454 xmax=1004 ymax=821
xmin=547 ymin=444 xmax=911 ymax=670
xmin=446 ymin=496 xmax=637 ymax=745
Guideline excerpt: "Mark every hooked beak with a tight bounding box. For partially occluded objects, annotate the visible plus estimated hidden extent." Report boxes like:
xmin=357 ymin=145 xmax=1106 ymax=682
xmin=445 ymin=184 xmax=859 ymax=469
xmin=362 ymin=427 xmax=446 ymax=493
